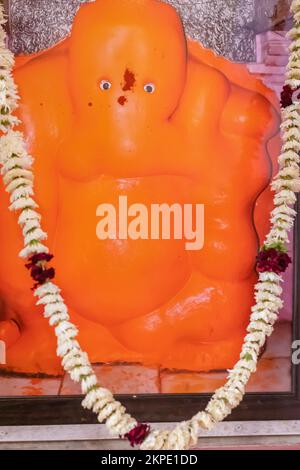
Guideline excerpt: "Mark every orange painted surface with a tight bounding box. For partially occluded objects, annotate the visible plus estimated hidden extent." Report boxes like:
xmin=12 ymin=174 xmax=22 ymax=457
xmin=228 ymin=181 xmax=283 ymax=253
xmin=0 ymin=0 xmax=280 ymax=375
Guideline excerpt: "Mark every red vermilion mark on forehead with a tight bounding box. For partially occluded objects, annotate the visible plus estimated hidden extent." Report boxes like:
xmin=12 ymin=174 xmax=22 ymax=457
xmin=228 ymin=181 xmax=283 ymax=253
xmin=122 ymin=69 xmax=136 ymax=91
xmin=118 ymin=96 xmax=127 ymax=106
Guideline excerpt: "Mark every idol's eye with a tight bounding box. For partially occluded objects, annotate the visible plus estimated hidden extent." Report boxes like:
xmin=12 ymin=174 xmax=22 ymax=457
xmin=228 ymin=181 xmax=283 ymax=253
xmin=144 ymin=83 xmax=156 ymax=94
xmin=100 ymin=80 xmax=112 ymax=91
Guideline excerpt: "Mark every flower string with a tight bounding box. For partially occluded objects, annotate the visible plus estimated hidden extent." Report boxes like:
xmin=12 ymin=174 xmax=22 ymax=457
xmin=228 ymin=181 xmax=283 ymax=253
xmin=0 ymin=1 xmax=300 ymax=450
xmin=25 ymin=253 xmax=55 ymax=289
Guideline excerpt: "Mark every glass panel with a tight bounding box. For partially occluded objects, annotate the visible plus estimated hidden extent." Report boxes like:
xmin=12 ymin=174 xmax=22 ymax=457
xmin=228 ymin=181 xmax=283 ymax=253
xmin=0 ymin=0 xmax=294 ymax=397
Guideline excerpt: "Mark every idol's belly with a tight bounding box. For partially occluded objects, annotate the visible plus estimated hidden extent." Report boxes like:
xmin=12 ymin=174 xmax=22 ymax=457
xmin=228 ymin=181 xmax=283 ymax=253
xmin=53 ymin=175 xmax=195 ymax=326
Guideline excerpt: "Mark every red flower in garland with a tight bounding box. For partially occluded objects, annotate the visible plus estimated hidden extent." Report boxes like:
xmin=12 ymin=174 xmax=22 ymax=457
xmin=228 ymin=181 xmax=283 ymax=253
xmin=280 ymin=84 xmax=300 ymax=108
xmin=30 ymin=265 xmax=55 ymax=286
xmin=124 ymin=423 xmax=151 ymax=447
xmin=25 ymin=253 xmax=53 ymax=268
xmin=256 ymin=248 xmax=291 ymax=275
xmin=25 ymin=252 xmax=55 ymax=288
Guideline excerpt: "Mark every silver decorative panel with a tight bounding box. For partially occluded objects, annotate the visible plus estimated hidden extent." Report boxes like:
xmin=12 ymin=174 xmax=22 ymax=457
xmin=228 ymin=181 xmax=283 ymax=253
xmin=5 ymin=1 xmax=291 ymax=62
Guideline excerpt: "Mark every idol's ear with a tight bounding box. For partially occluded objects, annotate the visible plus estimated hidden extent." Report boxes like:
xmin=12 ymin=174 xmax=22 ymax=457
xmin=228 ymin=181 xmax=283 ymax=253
xmin=14 ymin=39 xmax=70 ymax=70
xmin=221 ymin=86 xmax=280 ymax=141
xmin=171 ymin=57 xmax=230 ymax=135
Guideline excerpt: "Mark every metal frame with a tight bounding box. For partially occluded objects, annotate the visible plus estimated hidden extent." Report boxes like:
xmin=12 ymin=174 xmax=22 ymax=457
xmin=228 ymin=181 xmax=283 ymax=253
xmin=1 ymin=421 xmax=300 ymax=442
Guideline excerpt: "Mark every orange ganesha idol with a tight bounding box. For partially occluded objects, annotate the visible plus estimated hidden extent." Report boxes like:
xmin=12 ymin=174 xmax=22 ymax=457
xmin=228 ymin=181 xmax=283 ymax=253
xmin=0 ymin=0 xmax=280 ymax=375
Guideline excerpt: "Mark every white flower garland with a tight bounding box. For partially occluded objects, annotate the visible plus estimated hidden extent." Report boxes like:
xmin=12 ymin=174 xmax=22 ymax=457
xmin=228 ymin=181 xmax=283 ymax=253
xmin=0 ymin=1 xmax=300 ymax=451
